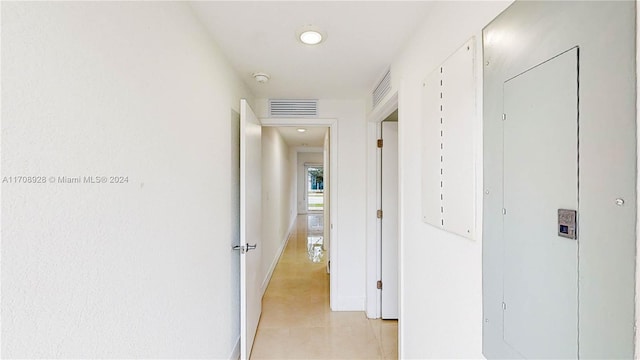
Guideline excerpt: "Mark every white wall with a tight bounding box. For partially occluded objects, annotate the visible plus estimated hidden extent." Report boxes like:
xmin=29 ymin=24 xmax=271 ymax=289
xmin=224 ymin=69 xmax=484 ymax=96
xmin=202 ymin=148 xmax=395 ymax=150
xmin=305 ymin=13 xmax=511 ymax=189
xmin=386 ymin=1 xmax=512 ymax=358
xmin=261 ymin=127 xmax=296 ymax=293
xmin=1 ymin=2 xmax=251 ymax=358
xmin=297 ymin=152 xmax=324 ymax=214
xmin=318 ymin=100 xmax=367 ymax=310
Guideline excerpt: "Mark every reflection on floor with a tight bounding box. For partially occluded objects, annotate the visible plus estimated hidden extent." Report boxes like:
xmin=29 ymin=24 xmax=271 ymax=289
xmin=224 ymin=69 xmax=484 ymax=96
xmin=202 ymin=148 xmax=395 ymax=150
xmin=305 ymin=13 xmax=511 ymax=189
xmin=251 ymin=214 xmax=398 ymax=360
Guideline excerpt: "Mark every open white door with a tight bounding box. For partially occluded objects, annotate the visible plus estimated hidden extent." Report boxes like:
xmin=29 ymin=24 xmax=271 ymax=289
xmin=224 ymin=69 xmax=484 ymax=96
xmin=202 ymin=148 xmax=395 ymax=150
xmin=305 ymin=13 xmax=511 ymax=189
xmin=238 ymin=99 xmax=262 ymax=360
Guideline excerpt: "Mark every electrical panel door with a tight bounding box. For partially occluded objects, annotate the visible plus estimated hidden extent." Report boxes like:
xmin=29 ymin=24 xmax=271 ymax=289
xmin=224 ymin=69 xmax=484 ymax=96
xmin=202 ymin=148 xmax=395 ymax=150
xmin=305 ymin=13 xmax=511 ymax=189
xmin=502 ymin=48 xmax=579 ymax=359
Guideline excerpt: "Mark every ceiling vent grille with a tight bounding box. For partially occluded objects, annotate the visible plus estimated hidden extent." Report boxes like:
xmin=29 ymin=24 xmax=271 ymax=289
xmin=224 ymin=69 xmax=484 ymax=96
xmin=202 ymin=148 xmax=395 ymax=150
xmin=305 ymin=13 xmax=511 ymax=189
xmin=372 ymin=69 xmax=392 ymax=108
xmin=269 ymin=99 xmax=318 ymax=117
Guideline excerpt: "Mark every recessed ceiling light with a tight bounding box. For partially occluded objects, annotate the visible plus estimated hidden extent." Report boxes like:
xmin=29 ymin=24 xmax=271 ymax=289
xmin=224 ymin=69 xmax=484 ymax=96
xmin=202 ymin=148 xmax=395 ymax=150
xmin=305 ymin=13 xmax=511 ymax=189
xmin=297 ymin=128 xmax=307 ymax=133
xmin=297 ymin=26 xmax=325 ymax=45
xmin=300 ymin=31 xmax=322 ymax=45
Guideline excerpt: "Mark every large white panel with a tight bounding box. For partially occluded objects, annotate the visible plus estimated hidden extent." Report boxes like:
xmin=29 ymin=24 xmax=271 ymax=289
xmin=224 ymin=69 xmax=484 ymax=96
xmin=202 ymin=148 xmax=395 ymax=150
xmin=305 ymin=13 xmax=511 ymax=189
xmin=421 ymin=65 xmax=443 ymax=228
xmin=421 ymin=38 xmax=476 ymax=239
xmin=502 ymin=48 xmax=578 ymax=359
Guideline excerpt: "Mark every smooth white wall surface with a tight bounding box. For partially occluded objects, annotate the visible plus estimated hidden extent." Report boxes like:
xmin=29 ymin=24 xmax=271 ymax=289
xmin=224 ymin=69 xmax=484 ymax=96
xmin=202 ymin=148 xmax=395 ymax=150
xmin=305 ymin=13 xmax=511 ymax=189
xmin=297 ymin=152 xmax=324 ymax=214
xmin=2 ymin=2 xmax=251 ymax=358
xmin=387 ymin=1 xmax=512 ymax=358
xmin=261 ymin=127 xmax=296 ymax=293
xmin=319 ymin=100 xmax=367 ymax=311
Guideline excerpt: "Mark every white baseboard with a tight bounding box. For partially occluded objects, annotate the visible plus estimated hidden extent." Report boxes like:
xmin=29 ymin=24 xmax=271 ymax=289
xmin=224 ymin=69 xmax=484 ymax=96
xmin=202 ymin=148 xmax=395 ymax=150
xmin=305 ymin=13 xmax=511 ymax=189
xmin=228 ymin=337 xmax=240 ymax=360
xmin=331 ymin=296 xmax=366 ymax=312
xmin=260 ymin=219 xmax=297 ymax=296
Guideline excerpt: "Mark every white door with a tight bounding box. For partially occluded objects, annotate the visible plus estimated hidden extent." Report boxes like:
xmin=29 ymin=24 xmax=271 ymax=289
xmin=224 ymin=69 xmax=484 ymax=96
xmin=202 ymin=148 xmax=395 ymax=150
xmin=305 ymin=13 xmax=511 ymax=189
xmin=502 ymin=48 xmax=578 ymax=358
xmin=239 ymin=99 xmax=262 ymax=360
xmin=381 ymin=121 xmax=398 ymax=319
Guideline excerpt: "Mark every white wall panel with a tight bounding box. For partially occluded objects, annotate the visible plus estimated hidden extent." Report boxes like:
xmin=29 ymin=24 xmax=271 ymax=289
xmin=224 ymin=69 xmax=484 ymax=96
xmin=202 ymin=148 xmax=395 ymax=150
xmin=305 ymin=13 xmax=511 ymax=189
xmin=422 ymin=39 xmax=476 ymax=240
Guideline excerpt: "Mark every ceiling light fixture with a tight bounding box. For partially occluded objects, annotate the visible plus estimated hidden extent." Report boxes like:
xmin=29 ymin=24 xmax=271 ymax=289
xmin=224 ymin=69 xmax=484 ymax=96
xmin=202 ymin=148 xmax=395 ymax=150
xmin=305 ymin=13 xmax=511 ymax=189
xmin=297 ymin=26 xmax=325 ymax=45
xmin=297 ymin=128 xmax=307 ymax=133
xmin=300 ymin=31 xmax=322 ymax=45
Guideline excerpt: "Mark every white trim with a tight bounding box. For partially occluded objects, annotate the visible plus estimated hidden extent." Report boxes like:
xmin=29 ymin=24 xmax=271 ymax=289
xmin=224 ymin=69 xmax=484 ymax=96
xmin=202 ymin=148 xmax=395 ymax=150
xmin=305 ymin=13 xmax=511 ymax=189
xmin=261 ymin=219 xmax=297 ymax=296
xmin=367 ymin=92 xmax=399 ymax=124
xmin=366 ymin=91 xmax=399 ymax=319
xmin=260 ymin=117 xmax=339 ymax=311
xmin=332 ymin=296 xmax=367 ymax=311
xmin=397 ymin=79 xmax=406 ymax=360
xmin=635 ymin=2 xmax=639 ymax=357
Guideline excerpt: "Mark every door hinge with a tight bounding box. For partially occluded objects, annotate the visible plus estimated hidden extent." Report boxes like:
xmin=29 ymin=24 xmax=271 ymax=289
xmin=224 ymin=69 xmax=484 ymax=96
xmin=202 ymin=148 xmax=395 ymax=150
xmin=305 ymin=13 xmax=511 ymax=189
xmin=377 ymin=209 xmax=383 ymax=219
xmin=502 ymin=113 xmax=507 ymax=121
xmin=377 ymin=280 xmax=383 ymax=290
xmin=377 ymin=139 xmax=383 ymax=148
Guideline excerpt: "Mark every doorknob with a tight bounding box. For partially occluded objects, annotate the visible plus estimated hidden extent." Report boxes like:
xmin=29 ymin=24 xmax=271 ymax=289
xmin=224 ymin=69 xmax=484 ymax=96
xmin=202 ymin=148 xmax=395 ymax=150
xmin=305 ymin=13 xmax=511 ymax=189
xmin=232 ymin=244 xmax=256 ymax=253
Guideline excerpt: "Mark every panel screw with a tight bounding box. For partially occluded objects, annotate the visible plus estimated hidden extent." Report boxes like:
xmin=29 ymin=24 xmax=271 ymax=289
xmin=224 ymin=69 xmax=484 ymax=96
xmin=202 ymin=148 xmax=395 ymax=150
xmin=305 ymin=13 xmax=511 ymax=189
xmin=485 ymin=190 xmax=490 ymax=195
xmin=485 ymin=61 xmax=490 ymax=66
xmin=615 ymin=198 xmax=625 ymax=206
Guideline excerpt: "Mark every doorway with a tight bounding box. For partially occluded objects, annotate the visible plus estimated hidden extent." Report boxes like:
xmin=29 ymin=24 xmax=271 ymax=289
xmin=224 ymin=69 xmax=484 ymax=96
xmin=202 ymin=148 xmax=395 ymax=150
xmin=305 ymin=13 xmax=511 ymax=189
xmin=365 ymin=91 xmax=399 ymax=320
xmin=380 ymin=116 xmax=398 ymax=319
xmin=260 ymin=117 xmax=338 ymax=310
xmin=305 ymin=164 xmax=324 ymax=212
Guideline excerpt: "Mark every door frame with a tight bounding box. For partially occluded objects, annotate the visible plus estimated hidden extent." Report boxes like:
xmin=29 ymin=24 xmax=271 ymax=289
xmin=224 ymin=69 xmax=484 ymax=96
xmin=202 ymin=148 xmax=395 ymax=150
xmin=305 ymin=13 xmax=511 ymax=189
xmin=365 ymin=91 xmax=399 ymax=319
xmin=239 ymin=99 xmax=263 ymax=360
xmin=260 ymin=117 xmax=338 ymax=309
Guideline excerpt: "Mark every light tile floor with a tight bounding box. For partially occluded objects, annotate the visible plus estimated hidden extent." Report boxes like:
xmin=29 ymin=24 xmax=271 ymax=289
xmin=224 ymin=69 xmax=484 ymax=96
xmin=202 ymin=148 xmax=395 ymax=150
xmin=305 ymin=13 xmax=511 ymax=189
xmin=251 ymin=214 xmax=398 ymax=360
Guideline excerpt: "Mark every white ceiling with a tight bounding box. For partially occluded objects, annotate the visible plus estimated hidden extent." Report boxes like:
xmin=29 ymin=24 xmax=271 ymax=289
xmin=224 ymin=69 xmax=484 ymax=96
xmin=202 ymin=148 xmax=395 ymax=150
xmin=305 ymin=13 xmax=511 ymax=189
xmin=275 ymin=126 xmax=328 ymax=148
xmin=189 ymin=1 xmax=433 ymax=100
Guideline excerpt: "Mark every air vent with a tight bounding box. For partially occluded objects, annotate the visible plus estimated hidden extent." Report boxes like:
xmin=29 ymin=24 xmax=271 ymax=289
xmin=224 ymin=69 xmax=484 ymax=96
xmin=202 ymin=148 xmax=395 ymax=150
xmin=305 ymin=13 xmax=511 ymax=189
xmin=372 ymin=69 xmax=392 ymax=108
xmin=269 ymin=99 xmax=318 ymax=117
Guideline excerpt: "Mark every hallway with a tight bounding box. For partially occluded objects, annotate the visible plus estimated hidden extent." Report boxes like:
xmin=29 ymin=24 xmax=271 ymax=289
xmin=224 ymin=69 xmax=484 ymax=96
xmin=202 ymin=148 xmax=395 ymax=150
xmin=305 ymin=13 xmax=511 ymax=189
xmin=251 ymin=214 xmax=398 ymax=359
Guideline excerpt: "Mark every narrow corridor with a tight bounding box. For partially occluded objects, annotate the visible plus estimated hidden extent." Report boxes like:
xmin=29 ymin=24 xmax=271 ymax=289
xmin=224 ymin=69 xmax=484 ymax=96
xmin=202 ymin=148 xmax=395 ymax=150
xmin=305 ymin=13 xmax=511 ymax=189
xmin=251 ymin=214 xmax=398 ymax=360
